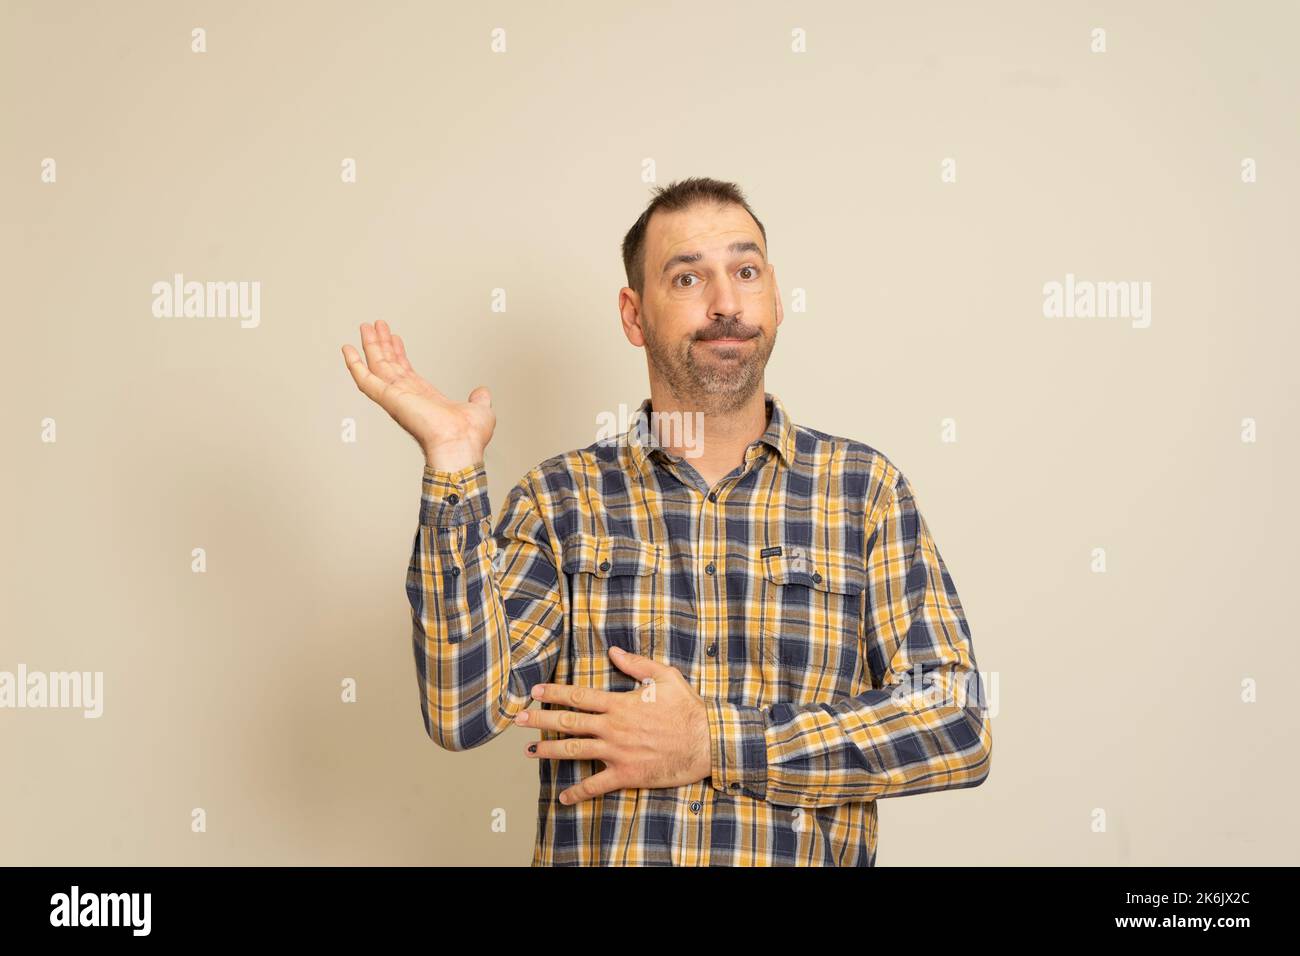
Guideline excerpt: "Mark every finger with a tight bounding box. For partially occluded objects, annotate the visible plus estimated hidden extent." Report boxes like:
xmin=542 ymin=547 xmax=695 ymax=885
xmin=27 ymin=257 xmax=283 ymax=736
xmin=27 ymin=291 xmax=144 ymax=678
xmin=527 ymin=735 xmax=610 ymax=763
xmin=341 ymin=345 xmax=388 ymax=403
xmin=359 ymin=323 xmax=400 ymax=382
xmin=391 ymin=333 xmax=416 ymax=374
xmin=468 ymin=385 xmax=492 ymax=408
xmin=530 ymin=681 xmax=613 ymax=713
xmin=560 ymin=768 xmax=621 ymax=806
xmin=374 ymin=319 xmax=399 ymax=364
xmin=607 ymin=646 xmax=670 ymax=683
xmin=515 ymin=705 xmax=601 ymax=736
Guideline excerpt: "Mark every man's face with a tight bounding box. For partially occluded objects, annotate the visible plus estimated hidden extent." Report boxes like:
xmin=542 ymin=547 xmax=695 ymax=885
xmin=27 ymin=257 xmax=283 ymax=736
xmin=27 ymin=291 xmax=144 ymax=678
xmin=621 ymin=201 xmax=782 ymax=411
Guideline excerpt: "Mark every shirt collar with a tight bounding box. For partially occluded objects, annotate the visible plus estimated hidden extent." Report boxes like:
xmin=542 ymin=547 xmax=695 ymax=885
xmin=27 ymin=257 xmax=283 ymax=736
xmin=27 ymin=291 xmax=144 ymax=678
xmin=626 ymin=392 xmax=797 ymax=478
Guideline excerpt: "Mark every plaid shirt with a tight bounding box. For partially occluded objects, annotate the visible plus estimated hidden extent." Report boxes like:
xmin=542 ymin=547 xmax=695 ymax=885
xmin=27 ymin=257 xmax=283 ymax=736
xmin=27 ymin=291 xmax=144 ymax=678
xmin=407 ymin=393 xmax=992 ymax=866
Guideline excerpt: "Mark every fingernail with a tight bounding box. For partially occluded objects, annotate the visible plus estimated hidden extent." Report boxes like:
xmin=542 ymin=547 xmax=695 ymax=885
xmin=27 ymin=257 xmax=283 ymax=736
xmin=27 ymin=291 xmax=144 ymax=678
xmin=516 ymin=711 xmax=528 ymax=723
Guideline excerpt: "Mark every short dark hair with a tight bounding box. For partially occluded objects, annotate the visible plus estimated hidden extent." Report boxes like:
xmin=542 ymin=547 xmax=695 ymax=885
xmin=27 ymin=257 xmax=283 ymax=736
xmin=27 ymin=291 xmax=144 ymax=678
xmin=621 ymin=176 xmax=767 ymax=297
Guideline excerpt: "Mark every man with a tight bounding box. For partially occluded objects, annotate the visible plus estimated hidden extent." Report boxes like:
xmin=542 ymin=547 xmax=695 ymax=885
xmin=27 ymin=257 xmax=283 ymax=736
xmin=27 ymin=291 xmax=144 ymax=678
xmin=342 ymin=176 xmax=992 ymax=866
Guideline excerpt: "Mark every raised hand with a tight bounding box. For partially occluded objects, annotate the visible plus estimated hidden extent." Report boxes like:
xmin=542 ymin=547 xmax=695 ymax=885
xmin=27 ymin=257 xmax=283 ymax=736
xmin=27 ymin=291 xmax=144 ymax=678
xmin=341 ymin=320 xmax=495 ymax=472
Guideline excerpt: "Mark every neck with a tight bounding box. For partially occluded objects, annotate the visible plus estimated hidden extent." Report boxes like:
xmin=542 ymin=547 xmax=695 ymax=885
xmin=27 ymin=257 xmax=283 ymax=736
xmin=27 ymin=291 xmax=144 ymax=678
xmin=646 ymin=384 xmax=770 ymax=489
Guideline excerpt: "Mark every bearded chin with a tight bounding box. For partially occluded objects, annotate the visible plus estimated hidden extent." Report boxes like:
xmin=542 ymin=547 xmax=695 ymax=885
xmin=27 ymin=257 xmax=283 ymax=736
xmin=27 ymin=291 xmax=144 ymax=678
xmin=647 ymin=332 xmax=773 ymax=410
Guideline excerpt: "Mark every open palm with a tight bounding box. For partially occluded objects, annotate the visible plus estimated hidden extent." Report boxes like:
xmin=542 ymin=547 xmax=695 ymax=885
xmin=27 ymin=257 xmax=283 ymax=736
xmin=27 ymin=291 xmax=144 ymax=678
xmin=342 ymin=320 xmax=495 ymax=468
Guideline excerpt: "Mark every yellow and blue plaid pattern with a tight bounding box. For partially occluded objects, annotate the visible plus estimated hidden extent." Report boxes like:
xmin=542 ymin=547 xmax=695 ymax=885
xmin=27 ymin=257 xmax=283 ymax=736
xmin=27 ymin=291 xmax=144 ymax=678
xmin=407 ymin=393 xmax=992 ymax=865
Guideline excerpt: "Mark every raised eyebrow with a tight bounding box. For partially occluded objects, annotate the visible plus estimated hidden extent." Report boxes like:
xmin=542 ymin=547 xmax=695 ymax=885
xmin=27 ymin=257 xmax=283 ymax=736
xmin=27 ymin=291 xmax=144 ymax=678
xmin=661 ymin=240 xmax=766 ymax=276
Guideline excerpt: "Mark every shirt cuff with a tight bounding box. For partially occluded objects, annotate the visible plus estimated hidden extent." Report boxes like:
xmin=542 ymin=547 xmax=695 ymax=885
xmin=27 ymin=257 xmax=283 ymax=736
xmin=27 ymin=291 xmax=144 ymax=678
xmin=420 ymin=462 xmax=490 ymax=528
xmin=705 ymin=699 xmax=769 ymax=801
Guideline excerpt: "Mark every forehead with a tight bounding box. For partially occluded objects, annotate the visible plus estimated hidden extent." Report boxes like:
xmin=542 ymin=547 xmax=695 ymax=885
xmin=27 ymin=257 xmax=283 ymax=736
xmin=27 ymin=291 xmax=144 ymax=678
xmin=646 ymin=202 xmax=765 ymax=263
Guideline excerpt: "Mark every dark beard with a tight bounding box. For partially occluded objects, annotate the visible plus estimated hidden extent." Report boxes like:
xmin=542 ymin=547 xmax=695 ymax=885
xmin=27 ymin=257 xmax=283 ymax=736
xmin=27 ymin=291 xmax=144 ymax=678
xmin=643 ymin=323 xmax=775 ymax=414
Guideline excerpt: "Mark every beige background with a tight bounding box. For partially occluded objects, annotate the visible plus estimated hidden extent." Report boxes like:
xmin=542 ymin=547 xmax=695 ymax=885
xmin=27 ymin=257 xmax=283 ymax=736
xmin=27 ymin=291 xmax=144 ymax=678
xmin=2 ymin=0 xmax=1296 ymax=865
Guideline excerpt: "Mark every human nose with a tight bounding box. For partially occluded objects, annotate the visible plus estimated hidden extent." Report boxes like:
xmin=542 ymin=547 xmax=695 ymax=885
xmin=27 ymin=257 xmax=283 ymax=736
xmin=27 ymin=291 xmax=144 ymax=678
xmin=707 ymin=274 xmax=742 ymax=320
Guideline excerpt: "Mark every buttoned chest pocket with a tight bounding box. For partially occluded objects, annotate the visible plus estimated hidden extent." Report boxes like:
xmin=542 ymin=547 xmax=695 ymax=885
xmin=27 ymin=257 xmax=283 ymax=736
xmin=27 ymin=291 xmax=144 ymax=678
xmin=562 ymin=532 xmax=664 ymax=693
xmin=759 ymin=546 xmax=866 ymax=705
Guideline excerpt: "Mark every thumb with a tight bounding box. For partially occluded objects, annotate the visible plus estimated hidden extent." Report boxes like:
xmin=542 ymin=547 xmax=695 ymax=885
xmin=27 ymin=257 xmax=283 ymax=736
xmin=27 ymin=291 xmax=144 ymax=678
xmin=468 ymin=386 xmax=492 ymax=408
xmin=608 ymin=645 xmax=663 ymax=681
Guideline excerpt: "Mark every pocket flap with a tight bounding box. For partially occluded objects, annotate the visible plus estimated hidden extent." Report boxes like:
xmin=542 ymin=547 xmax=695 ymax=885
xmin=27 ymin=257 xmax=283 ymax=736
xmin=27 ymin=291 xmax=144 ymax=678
xmin=761 ymin=545 xmax=865 ymax=594
xmin=562 ymin=532 xmax=662 ymax=577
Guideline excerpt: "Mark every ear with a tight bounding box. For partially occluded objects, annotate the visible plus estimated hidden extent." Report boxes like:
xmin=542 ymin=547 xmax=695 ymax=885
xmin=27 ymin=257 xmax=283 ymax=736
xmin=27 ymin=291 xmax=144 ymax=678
xmin=771 ymin=263 xmax=783 ymax=328
xmin=619 ymin=288 xmax=647 ymax=347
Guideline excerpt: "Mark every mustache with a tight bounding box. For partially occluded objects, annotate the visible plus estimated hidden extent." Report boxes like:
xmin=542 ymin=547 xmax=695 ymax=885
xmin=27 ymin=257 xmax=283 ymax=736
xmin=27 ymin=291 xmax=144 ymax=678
xmin=694 ymin=322 xmax=759 ymax=342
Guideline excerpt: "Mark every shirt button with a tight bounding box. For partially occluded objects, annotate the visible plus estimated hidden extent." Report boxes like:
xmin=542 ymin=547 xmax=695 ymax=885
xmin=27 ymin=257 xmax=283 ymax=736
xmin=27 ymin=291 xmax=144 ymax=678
xmin=690 ymin=800 xmax=702 ymax=813
xmin=450 ymin=566 xmax=461 ymax=577
xmin=812 ymin=572 xmax=823 ymax=584
xmin=705 ymin=563 xmax=715 ymax=575
xmin=599 ymin=560 xmax=611 ymax=572
xmin=706 ymin=643 xmax=717 ymax=657
xmin=729 ymin=782 xmax=741 ymax=791
xmin=708 ymin=492 xmax=717 ymax=502
xmin=446 ymin=493 xmax=459 ymax=505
